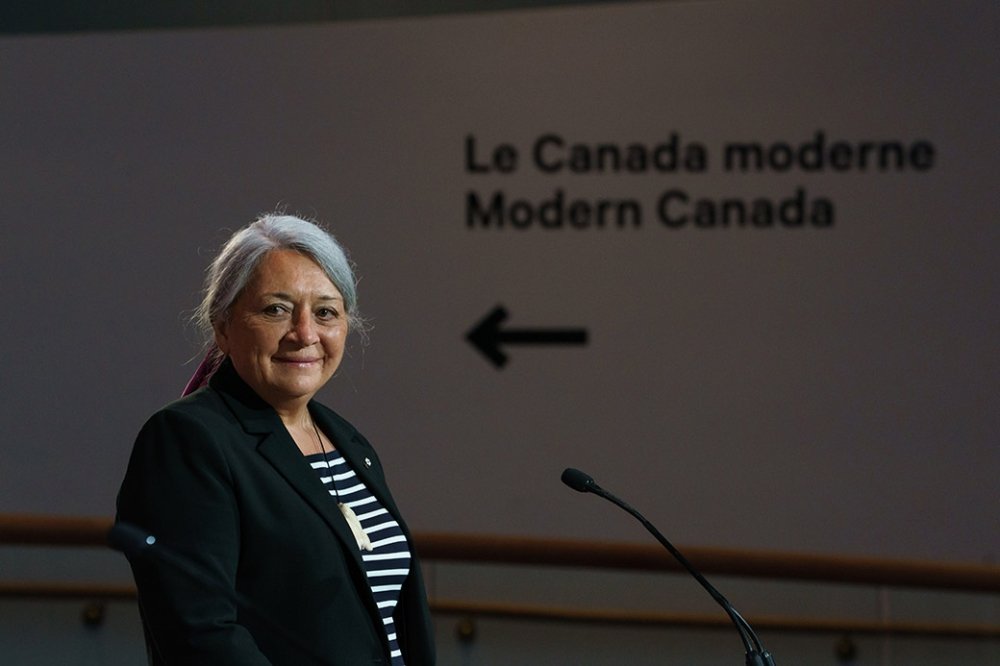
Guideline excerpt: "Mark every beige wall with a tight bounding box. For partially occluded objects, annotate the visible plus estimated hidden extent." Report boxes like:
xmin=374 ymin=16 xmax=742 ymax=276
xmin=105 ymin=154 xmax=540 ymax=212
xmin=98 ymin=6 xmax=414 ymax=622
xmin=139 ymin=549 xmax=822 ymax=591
xmin=1 ymin=0 xmax=996 ymax=569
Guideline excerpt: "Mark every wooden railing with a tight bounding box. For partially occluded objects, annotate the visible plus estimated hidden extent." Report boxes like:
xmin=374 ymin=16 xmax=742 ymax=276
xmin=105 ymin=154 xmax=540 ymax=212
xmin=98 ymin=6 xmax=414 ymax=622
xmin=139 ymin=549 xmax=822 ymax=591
xmin=2 ymin=513 xmax=999 ymax=639
xmin=413 ymin=532 xmax=1000 ymax=593
xmin=3 ymin=513 xmax=998 ymax=592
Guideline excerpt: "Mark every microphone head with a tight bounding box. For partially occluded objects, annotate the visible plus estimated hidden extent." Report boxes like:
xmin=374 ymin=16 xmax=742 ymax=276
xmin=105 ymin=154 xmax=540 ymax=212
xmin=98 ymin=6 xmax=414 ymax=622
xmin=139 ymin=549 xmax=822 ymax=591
xmin=561 ymin=467 xmax=596 ymax=493
xmin=107 ymin=522 xmax=157 ymax=559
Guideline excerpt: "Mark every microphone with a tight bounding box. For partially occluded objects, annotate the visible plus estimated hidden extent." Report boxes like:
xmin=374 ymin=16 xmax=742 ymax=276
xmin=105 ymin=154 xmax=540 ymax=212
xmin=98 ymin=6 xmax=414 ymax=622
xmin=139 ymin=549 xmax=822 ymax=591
xmin=109 ymin=522 xmax=328 ymax=665
xmin=560 ymin=467 xmax=595 ymax=492
xmin=107 ymin=522 xmax=158 ymax=559
xmin=561 ymin=468 xmax=776 ymax=666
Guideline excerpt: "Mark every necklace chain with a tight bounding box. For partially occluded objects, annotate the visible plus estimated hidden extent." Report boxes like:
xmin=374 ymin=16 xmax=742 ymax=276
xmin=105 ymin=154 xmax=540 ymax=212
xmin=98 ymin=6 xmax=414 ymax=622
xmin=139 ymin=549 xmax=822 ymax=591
xmin=309 ymin=417 xmax=373 ymax=551
xmin=310 ymin=418 xmax=339 ymax=502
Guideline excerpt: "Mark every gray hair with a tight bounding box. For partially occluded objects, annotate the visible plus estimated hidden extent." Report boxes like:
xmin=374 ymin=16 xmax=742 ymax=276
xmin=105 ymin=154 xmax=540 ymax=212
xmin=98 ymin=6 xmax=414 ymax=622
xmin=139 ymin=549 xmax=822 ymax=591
xmin=194 ymin=213 xmax=366 ymax=346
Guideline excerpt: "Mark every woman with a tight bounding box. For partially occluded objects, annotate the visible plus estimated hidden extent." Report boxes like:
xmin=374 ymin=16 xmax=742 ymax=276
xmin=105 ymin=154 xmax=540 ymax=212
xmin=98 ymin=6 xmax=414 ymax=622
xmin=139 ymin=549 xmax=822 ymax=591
xmin=117 ymin=214 xmax=435 ymax=665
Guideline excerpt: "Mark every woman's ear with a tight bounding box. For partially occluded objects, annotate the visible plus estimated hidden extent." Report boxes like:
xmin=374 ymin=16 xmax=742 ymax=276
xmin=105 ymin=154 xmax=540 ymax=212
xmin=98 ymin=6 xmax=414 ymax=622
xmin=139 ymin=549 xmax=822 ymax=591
xmin=213 ymin=321 xmax=229 ymax=355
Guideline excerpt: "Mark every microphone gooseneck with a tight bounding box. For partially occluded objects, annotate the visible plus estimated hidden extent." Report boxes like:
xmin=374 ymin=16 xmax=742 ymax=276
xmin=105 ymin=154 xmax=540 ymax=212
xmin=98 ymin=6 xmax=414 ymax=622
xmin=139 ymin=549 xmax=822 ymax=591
xmin=560 ymin=467 xmax=775 ymax=666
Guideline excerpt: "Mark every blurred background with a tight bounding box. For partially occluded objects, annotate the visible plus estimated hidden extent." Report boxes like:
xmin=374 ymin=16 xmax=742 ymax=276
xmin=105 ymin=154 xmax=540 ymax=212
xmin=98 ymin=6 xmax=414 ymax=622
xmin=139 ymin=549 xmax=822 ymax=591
xmin=1 ymin=1 xmax=997 ymax=664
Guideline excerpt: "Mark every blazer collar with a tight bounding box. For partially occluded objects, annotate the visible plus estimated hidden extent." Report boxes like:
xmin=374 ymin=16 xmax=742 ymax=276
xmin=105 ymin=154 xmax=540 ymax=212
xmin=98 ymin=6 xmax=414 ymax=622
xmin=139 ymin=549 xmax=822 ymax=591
xmin=207 ymin=358 xmax=287 ymax=433
xmin=208 ymin=360 xmax=403 ymax=521
xmin=208 ymin=360 xmax=370 ymax=571
xmin=207 ymin=359 xmax=399 ymax=634
xmin=310 ymin=404 xmax=404 ymax=524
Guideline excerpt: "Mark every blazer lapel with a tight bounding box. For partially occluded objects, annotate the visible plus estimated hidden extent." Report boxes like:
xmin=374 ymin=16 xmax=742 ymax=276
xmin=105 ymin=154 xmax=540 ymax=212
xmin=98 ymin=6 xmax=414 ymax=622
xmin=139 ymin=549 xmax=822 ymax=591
xmin=210 ymin=362 xmax=367 ymax=575
xmin=311 ymin=406 xmax=404 ymax=527
xmin=255 ymin=430 xmax=368 ymax=570
xmin=209 ymin=360 xmax=394 ymax=653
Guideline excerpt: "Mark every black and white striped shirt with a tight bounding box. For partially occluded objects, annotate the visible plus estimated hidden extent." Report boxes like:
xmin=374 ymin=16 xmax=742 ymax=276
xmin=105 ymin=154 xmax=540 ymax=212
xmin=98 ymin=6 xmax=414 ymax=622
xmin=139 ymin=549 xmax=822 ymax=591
xmin=306 ymin=451 xmax=410 ymax=666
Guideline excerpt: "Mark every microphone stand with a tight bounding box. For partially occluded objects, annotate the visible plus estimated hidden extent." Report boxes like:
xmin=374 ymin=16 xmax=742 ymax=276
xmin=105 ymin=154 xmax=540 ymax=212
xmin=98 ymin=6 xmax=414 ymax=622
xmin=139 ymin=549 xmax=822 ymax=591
xmin=562 ymin=468 xmax=776 ymax=666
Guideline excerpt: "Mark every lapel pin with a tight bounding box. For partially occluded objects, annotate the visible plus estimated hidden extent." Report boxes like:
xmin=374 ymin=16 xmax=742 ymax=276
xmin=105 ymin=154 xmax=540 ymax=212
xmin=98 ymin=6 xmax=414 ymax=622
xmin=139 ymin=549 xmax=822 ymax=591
xmin=364 ymin=457 xmax=372 ymax=468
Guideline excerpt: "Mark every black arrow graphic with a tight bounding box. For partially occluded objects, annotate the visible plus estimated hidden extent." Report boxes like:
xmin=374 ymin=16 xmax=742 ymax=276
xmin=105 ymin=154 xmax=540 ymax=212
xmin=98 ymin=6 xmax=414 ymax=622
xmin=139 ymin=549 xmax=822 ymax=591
xmin=466 ymin=305 xmax=588 ymax=369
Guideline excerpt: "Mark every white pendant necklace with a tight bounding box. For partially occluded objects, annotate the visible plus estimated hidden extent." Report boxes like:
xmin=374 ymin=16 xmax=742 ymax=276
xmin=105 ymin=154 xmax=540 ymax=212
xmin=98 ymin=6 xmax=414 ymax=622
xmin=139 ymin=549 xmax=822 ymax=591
xmin=312 ymin=419 xmax=373 ymax=552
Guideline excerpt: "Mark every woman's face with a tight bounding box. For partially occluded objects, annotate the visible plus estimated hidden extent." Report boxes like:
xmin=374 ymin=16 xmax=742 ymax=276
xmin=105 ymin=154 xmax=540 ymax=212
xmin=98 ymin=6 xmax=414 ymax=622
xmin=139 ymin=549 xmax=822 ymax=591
xmin=215 ymin=249 xmax=348 ymax=413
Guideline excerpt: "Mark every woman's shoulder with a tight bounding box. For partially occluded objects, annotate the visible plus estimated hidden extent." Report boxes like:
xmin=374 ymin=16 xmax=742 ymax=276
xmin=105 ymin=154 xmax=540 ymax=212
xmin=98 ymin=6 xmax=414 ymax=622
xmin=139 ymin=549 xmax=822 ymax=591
xmin=310 ymin=401 xmax=384 ymax=466
xmin=138 ymin=386 xmax=237 ymax=440
xmin=310 ymin=399 xmax=352 ymax=427
xmin=311 ymin=400 xmax=371 ymax=444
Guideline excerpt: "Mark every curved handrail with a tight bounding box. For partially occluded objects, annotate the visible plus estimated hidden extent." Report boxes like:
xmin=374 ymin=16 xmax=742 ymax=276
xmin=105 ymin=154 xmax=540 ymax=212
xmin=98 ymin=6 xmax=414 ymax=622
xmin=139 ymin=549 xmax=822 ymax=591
xmin=2 ymin=513 xmax=999 ymax=592
xmin=0 ymin=582 xmax=997 ymax=639
xmin=431 ymin=600 xmax=1000 ymax=640
xmin=415 ymin=532 xmax=1000 ymax=592
xmin=0 ymin=513 xmax=112 ymax=547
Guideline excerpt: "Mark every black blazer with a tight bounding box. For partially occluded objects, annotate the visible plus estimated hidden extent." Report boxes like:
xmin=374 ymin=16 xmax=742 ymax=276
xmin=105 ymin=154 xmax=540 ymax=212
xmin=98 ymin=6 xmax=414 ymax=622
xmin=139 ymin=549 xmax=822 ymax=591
xmin=116 ymin=360 xmax=435 ymax=666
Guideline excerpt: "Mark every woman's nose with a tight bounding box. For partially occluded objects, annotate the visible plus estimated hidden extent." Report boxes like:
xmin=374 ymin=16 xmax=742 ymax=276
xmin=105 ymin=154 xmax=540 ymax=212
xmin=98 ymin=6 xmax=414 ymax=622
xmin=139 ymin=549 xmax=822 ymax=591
xmin=288 ymin=312 xmax=319 ymax=345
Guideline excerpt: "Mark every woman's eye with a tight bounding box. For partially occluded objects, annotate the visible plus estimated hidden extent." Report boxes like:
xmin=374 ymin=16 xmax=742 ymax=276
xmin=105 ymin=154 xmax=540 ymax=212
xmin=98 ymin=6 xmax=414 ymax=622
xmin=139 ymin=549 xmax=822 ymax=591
xmin=262 ymin=304 xmax=287 ymax=316
xmin=316 ymin=307 xmax=340 ymax=320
